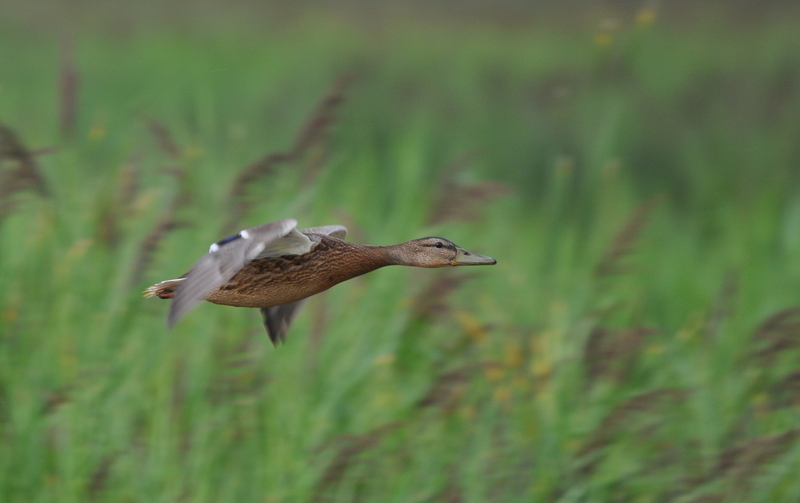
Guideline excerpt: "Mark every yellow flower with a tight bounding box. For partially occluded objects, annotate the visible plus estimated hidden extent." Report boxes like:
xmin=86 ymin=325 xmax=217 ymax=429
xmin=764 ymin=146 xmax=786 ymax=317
xmin=493 ymin=386 xmax=512 ymax=405
xmin=459 ymin=405 xmax=477 ymax=420
xmin=454 ymin=310 xmax=488 ymax=342
xmin=184 ymin=145 xmax=204 ymax=159
xmin=594 ymin=32 xmax=613 ymax=46
xmin=484 ymin=365 xmax=505 ymax=383
xmin=530 ymin=358 xmax=552 ymax=379
xmin=504 ymin=341 xmax=524 ymax=369
xmin=66 ymin=238 xmax=93 ymax=260
xmin=373 ymin=353 xmax=396 ymax=365
xmin=1 ymin=294 xmax=19 ymax=322
xmin=636 ymin=6 xmax=657 ymax=27
xmin=645 ymin=344 xmax=665 ymax=355
xmin=88 ymin=124 xmax=106 ymax=140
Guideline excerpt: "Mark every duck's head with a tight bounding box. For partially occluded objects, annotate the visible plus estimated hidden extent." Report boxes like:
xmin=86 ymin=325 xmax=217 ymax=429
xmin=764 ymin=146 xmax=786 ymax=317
xmin=387 ymin=237 xmax=497 ymax=268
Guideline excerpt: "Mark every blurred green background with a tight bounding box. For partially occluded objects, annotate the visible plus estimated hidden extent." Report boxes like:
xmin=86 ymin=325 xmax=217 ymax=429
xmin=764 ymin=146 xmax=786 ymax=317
xmin=2 ymin=1 xmax=800 ymax=501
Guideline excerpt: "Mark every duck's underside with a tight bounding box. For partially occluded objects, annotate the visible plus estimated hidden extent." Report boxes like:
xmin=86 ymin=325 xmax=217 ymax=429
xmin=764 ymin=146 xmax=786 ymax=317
xmin=145 ymin=238 xmax=386 ymax=309
xmin=145 ymin=258 xmax=341 ymax=308
xmin=145 ymin=272 xmax=313 ymax=343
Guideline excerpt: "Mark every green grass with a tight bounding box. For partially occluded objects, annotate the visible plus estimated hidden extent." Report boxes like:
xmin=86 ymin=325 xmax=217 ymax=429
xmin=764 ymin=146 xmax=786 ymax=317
xmin=2 ymin=5 xmax=800 ymax=502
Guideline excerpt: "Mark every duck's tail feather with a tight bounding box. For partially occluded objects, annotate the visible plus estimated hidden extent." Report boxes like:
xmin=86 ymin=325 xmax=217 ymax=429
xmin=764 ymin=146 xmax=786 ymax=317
xmin=143 ymin=278 xmax=186 ymax=299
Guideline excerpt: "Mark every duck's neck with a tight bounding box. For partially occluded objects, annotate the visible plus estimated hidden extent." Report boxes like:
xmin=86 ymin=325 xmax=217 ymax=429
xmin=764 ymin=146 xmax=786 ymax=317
xmin=375 ymin=242 xmax=421 ymax=267
xmin=325 ymin=241 xmax=395 ymax=282
xmin=321 ymin=239 xmax=416 ymax=284
xmin=351 ymin=244 xmax=398 ymax=268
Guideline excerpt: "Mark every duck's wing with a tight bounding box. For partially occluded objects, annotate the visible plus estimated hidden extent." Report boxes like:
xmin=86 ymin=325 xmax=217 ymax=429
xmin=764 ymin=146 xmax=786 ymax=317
xmin=251 ymin=224 xmax=346 ymax=260
xmin=168 ymin=219 xmax=298 ymax=327
xmin=299 ymin=225 xmax=348 ymax=240
xmin=260 ymin=300 xmax=307 ymax=344
xmin=257 ymin=225 xmax=348 ymax=342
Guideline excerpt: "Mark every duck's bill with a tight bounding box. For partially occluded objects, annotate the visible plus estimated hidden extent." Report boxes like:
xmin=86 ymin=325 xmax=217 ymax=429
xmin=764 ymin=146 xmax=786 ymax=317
xmin=451 ymin=247 xmax=497 ymax=266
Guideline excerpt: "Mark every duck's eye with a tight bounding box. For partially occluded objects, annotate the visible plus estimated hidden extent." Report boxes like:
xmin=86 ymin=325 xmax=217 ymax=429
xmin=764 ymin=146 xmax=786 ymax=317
xmin=435 ymin=242 xmax=444 ymax=249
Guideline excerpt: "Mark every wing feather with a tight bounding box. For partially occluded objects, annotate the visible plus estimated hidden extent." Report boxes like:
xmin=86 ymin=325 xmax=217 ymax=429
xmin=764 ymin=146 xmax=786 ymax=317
xmin=167 ymin=219 xmax=297 ymax=327
xmin=299 ymin=225 xmax=348 ymax=240
xmin=254 ymin=228 xmax=313 ymax=259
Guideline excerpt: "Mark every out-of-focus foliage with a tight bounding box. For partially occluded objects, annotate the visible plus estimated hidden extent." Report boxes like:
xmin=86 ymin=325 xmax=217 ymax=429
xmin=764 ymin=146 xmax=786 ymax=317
xmin=1 ymin=2 xmax=800 ymax=501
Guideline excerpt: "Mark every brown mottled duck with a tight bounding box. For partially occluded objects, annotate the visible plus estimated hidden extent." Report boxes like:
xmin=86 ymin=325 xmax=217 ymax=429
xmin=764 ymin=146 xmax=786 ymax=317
xmin=144 ymin=219 xmax=496 ymax=343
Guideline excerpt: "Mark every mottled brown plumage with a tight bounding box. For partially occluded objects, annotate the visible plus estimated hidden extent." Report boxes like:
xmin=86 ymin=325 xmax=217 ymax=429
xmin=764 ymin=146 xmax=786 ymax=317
xmin=144 ymin=219 xmax=496 ymax=342
xmin=205 ymin=235 xmax=388 ymax=308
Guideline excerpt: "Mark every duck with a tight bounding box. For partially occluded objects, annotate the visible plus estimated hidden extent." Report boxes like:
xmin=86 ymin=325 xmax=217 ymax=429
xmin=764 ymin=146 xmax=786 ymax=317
xmin=144 ymin=219 xmax=496 ymax=343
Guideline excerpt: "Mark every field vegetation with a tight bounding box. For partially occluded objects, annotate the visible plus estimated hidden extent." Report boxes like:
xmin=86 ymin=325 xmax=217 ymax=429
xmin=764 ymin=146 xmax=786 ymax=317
xmin=1 ymin=3 xmax=800 ymax=501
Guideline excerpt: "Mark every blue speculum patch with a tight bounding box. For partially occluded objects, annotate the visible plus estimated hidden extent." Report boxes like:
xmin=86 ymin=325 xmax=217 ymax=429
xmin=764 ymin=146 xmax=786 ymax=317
xmin=215 ymin=233 xmax=242 ymax=247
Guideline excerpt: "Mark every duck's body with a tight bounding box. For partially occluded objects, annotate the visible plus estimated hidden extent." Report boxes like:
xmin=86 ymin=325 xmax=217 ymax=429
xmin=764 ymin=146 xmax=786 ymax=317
xmin=207 ymin=234 xmax=389 ymax=308
xmin=145 ymin=219 xmax=496 ymax=342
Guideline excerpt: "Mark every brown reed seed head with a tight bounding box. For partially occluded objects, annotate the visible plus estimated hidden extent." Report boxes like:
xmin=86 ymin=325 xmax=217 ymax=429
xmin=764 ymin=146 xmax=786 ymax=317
xmin=595 ymin=195 xmax=664 ymax=278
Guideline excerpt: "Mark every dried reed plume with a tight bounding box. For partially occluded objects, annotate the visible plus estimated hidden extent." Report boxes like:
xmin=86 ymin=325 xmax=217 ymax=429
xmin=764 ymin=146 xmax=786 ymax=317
xmin=226 ymin=74 xmax=355 ymax=232
xmin=129 ymin=122 xmax=190 ymax=286
xmin=595 ymin=195 xmax=664 ymax=278
xmin=0 ymin=124 xmax=49 ymax=220
xmin=129 ymin=214 xmax=188 ymax=287
xmin=685 ymin=494 xmax=724 ymax=503
xmin=129 ymin=167 xmax=191 ymax=285
xmin=146 ymin=118 xmax=181 ymax=160
xmin=93 ymin=155 xmax=143 ymax=250
xmin=97 ymin=202 xmax=121 ymax=249
xmin=583 ymin=326 xmax=658 ymax=381
xmin=31 ymin=146 xmax=60 ymax=157
xmin=417 ymin=362 xmax=503 ymax=412
xmin=208 ymin=367 xmax=269 ymax=405
xmin=434 ymin=469 xmax=464 ymax=503
xmin=207 ymin=327 xmax=273 ymax=404
xmin=304 ymin=296 xmax=329 ymax=373
xmin=691 ymin=430 xmax=800 ymax=494
xmin=580 ymin=388 xmax=688 ymax=457
xmin=749 ymin=306 xmax=800 ymax=361
xmin=85 ymin=452 xmax=118 ymax=498
xmin=117 ymin=156 xmax=141 ymax=216
xmin=767 ymin=370 xmax=800 ymax=409
xmin=417 ymin=365 xmax=473 ymax=411
xmin=704 ymin=270 xmax=739 ymax=340
xmin=313 ymin=421 xmax=402 ymax=500
xmin=59 ymin=35 xmax=79 ymax=139
xmin=42 ymin=386 xmax=71 ymax=414
xmin=410 ymin=272 xmax=474 ymax=320
xmin=427 ymin=153 xmax=513 ymax=225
